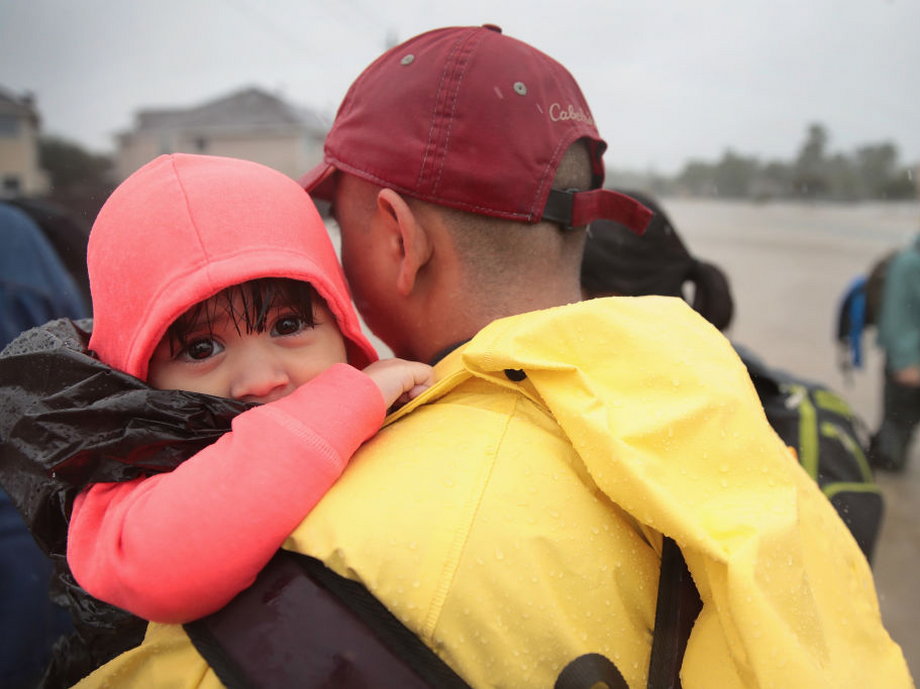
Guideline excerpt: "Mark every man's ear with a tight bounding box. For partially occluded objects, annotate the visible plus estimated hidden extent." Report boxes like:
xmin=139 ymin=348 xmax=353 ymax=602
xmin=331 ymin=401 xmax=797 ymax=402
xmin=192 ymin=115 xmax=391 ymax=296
xmin=376 ymin=188 xmax=432 ymax=297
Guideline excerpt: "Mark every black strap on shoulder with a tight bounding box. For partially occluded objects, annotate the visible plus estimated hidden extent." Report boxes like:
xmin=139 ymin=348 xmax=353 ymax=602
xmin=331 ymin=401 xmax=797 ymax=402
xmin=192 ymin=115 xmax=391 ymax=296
xmin=185 ymin=551 xmax=472 ymax=689
xmin=552 ymin=538 xmax=701 ymax=689
xmin=295 ymin=554 xmax=473 ymax=689
xmin=554 ymin=653 xmax=630 ymax=689
xmin=646 ymin=537 xmax=702 ymax=689
xmin=187 ymin=542 xmax=698 ymax=689
xmin=184 ymin=621 xmax=252 ymax=689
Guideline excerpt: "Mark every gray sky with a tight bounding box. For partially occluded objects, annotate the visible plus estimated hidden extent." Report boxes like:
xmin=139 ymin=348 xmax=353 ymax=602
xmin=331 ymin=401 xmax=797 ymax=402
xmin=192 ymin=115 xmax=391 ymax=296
xmin=1 ymin=0 xmax=918 ymax=174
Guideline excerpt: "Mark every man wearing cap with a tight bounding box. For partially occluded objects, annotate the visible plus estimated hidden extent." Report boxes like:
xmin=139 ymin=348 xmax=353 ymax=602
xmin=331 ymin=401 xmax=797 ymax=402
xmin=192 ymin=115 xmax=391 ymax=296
xmin=74 ymin=25 xmax=911 ymax=689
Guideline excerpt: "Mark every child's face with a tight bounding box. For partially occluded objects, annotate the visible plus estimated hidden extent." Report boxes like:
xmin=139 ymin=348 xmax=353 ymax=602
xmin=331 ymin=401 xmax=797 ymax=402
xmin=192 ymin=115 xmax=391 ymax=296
xmin=147 ymin=294 xmax=348 ymax=403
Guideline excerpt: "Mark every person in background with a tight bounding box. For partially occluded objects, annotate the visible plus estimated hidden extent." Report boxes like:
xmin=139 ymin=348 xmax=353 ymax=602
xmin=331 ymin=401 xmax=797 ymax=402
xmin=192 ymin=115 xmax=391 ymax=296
xmin=6 ymin=197 xmax=93 ymax=309
xmin=870 ymin=232 xmax=920 ymax=472
xmin=0 ymin=201 xmax=87 ymax=345
xmin=582 ymin=189 xmax=884 ymax=562
xmin=0 ymin=201 xmax=84 ymax=689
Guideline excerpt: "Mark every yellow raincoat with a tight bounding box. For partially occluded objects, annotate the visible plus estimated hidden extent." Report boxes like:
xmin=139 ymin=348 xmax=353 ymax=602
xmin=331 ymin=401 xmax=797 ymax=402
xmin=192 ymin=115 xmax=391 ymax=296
xmin=74 ymin=297 xmax=912 ymax=689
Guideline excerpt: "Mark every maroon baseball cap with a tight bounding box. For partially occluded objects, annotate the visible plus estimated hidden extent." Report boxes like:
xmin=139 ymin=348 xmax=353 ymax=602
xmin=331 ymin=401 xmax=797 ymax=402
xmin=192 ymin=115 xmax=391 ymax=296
xmin=301 ymin=25 xmax=650 ymax=234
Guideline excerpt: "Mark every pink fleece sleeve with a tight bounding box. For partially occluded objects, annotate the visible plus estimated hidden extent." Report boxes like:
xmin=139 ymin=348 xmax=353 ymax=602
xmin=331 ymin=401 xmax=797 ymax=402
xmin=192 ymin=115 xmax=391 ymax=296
xmin=67 ymin=363 xmax=384 ymax=623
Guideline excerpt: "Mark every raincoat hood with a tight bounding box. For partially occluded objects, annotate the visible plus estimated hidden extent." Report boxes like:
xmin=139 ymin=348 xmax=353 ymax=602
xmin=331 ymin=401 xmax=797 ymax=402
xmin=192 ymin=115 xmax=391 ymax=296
xmin=289 ymin=297 xmax=910 ymax=689
xmin=87 ymin=154 xmax=376 ymax=381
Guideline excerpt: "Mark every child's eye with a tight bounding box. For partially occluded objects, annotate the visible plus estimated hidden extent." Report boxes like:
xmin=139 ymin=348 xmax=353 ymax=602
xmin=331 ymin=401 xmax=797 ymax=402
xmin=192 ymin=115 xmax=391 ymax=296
xmin=271 ymin=316 xmax=309 ymax=337
xmin=183 ymin=338 xmax=222 ymax=361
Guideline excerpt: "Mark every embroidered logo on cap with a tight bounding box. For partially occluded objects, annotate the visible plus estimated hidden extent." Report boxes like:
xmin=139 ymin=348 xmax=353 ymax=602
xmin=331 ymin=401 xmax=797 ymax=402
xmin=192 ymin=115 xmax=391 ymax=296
xmin=549 ymin=103 xmax=594 ymax=125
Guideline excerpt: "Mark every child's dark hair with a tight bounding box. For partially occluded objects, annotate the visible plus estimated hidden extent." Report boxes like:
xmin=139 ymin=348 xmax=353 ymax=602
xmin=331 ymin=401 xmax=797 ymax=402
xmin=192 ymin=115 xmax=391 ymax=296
xmin=164 ymin=278 xmax=320 ymax=354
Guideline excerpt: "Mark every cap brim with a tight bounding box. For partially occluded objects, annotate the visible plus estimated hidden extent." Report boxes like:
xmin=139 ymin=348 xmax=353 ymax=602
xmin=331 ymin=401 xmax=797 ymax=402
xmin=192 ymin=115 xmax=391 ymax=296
xmin=299 ymin=162 xmax=337 ymax=201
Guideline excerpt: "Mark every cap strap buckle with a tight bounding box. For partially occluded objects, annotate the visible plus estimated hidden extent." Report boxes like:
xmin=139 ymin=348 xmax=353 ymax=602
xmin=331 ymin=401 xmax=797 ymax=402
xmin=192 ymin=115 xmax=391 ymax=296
xmin=542 ymin=188 xmax=652 ymax=235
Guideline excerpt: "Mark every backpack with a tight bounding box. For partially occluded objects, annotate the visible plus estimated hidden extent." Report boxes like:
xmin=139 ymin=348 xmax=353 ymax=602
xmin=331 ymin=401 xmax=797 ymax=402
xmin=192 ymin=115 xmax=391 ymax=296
xmin=742 ymin=351 xmax=883 ymax=562
xmin=835 ymin=251 xmax=896 ymax=371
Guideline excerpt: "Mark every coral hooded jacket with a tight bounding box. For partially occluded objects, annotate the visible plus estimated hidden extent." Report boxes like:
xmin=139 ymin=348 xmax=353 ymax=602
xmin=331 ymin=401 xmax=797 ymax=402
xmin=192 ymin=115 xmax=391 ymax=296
xmin=67 ymin=154 xmax=382 ymax=623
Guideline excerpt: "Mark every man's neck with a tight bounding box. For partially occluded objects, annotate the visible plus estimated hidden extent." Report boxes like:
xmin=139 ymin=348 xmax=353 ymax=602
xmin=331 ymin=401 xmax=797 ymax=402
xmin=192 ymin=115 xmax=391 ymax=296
xmin=406 ymin=281 xmax=582 ymax=364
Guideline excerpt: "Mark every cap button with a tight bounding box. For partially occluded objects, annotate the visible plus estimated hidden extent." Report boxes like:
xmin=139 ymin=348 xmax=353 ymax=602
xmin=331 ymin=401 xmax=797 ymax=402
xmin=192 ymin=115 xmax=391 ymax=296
xmin=481 ymin=24 xmax=503 ymax=33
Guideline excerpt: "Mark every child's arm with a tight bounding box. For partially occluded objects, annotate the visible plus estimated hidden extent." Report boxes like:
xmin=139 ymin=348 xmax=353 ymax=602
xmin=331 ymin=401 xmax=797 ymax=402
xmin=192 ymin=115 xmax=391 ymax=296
xmin=67 ymin=361 xmax=430 ymax=624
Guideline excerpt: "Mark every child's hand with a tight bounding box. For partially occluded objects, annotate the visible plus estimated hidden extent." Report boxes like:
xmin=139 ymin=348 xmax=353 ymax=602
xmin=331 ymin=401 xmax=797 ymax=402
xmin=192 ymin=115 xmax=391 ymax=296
xmin=363 ymin=359 xmax=435 ymax=410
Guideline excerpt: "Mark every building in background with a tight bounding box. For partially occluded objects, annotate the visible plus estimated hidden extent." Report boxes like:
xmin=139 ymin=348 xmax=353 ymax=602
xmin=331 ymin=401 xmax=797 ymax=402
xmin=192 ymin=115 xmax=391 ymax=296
xmin=0 ymin=86 xmax=49 ymax=198
xmin=115 ymin=86 xmax=326 ymax=181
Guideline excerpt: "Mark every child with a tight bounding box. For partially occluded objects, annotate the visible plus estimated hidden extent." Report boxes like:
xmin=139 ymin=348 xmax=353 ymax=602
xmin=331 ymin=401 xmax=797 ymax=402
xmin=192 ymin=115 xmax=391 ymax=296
xmin=65 ymin=153 xmax=433 ymax=625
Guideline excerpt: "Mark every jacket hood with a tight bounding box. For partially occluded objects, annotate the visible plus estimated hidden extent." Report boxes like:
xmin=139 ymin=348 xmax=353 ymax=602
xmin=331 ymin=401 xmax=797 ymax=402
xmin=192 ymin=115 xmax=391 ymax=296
xmin=292 ymin=297 xmax=907 ymax=689
xmin=88 ymin=154 xmax=376 ymax=381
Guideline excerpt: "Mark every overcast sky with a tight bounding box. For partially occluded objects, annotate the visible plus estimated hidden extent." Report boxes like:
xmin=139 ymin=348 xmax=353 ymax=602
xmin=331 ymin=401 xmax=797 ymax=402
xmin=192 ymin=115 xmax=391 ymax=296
xmin=2 ymin=0 xmax=918 ymax=174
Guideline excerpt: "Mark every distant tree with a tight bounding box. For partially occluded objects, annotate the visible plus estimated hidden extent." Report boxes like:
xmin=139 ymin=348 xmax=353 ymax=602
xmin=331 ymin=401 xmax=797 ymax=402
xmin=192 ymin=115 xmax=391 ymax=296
xmin=824 ymin=153 xmax=859 ymax=200
xmin=757 ymin=160 xmax=793 ymax=199
xmin=621 ymin=120 xmax=916 ymax=202
xmin=879 ymin=168 xmax=918 ymax=200
xmin=606 ymin=168 xmax=676 ymax=197
xmin=852 ymin=142 xmax=898 ymax=198
xmin=712 ymin=149 xmax=760 ymax=198
xmin=792 ymin=123 xmax=830 ymax=198
xmin=38 ymin=136 xmax=115 ymax=223
xmin=798 ymin=123 xmax=828 ymax=163
xmin=675 ymin=160 xmax=718 ymax=196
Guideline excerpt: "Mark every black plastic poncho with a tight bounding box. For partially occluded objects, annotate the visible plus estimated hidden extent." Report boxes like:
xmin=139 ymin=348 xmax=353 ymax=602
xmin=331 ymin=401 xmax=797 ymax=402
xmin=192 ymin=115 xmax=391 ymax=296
xmin=0 ymin=318 xmax=252 ymax=688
